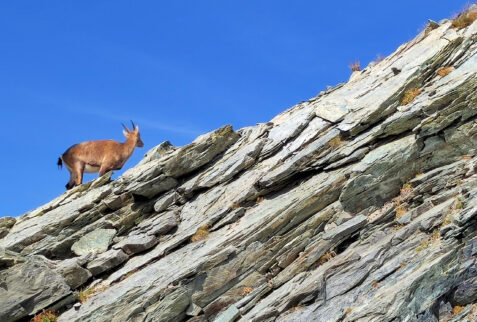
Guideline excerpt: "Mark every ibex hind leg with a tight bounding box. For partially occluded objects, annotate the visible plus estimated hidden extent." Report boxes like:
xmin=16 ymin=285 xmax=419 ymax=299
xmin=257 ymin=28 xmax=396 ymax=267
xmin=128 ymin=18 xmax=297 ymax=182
xmin=66 ymin=173 xmax=76 ymax=190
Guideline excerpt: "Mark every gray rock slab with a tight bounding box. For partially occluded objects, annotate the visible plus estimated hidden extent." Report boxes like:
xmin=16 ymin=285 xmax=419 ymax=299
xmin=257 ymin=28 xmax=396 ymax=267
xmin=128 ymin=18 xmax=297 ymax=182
xmin=55 ymin=258 xmax=92 ymax=289
xmin=71 ymin=228 xmax=116 ymax=256
xmin=163 ymin=125 xmax=240 ymax=178
xmin=112 ymin=234 xmax=158 ymax=255
xmin=0 ymin=256 xmax=71 ymax=321
xmin=86 ymin=249 xmax=129 ymax=276
xmin=214 ymin=305 xmax=240 ymax=322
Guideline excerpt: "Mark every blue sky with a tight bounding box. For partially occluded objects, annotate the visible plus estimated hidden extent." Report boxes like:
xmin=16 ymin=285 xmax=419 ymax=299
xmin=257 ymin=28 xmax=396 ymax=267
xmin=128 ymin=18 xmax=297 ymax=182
xmin=0 ymin=1 xmax=471 ymax=217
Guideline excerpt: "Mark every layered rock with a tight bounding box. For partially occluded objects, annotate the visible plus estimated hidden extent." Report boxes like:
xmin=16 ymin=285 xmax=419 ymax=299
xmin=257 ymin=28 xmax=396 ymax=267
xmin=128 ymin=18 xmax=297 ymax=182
xmin=1 ymin=14 xmax=477 ymax=322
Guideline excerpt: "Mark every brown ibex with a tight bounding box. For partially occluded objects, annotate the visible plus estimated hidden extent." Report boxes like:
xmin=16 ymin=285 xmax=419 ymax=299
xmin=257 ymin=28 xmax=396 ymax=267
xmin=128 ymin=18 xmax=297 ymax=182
xmin=58 ymin=121 xmax=144 ymax=189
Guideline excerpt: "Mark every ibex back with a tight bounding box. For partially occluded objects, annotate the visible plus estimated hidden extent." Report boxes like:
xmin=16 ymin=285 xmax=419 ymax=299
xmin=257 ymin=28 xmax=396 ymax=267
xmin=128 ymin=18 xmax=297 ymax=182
xmin=58 ymin=121 xmax=144 ymax=190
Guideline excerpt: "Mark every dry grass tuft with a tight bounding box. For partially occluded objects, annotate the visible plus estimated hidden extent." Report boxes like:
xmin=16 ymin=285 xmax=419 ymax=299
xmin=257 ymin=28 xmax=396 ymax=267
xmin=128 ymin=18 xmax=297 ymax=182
xmin=349 ymin=59 xmax=361 ymax=72
xmin=190 ymin=224 xmax=211 ymax=243
xmin=401 ymin=88 xmax=422 ymax=105
xmin=229 ymin=202 xmax=241 ymax=210
xmin=400 ymin=183 xmax=413 ymax=196
xmin=395 ymin=204 xmax=408 ymax=219
xmin=345 ymin=307 xmax=353 ymax=316
xmin=394 ymin=182 xmax=413 ymax=219
xmin=371 ymin=281 xmax=380 ymax=289
xmin=119 ymin=268 xmax=140 ymax=282
xmin=241 ymin=286 xmax=254 ymax=297
xmin=288 ymin=305 xmax=303 ymax=312
xmin=453 ymin=305 xmax=465 ymax=316
xmin=374 ymin=54 xmax=384 ymax=63
xmin=417 ymin=230 xmax=440 ymax=252
xmin=451 ymin=10 xmax=477 ymax=29
xmin=318 ymin=251 xmax=337 ymax=265
xmin=414 ymin=171 xmax=424 ymax=178
xmin=256 ymin=197 xmax=265 ymax=204
xmin=32 ymin=310 xmax=58 ymax=322
xmin=436 ymin=66 xmax=454 ymax=77
xmin=394 ymin=224 xmax=405 ymax=231
xmin=328 ymin=136 xmax=342 ymax=149
xmin=399 ymin=261 xmax=408 ymax=269
xmin=441 ymin=215 xmax=452 ymax=227
xmin=453 ymin=198 xmax=463 ymax=210
xmin=78 ymin=284 xmax=109 ymax=304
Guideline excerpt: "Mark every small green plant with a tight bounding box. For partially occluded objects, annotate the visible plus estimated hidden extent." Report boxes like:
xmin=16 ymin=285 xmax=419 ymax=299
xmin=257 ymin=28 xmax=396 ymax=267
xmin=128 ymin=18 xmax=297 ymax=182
xmin=401 ymin=88 xmax=422 ymax=105
xmin=32 ymin=310 xmax=58 ymax=322
xmin=34 ymin=211 xmax=45 ymax=217
xmin=190 ymin=224 xmax=211 ymax=243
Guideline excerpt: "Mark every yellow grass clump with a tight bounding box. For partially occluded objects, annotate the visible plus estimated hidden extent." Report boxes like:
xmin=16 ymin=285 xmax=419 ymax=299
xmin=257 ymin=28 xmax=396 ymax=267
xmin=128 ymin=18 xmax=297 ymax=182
xmin=241 ymin=286 xmax=254 ymax=296
xmin=318 ymin=251 xmax=337 ymax=265
xmin=190 ymin=224 xmax=211 ymax=242
xmin=436 ymin=66 xmax=454 ymax=77
xmin=453 ymin=305 xmax=465 ymax=316
xmin=395 ymin=204 xmax=408 ymax=219
xmin=78 ymin=284 xmax=109 ymax=304
xmin=328 ymin=136 xmax=342 ymax=149
xmin=451 ymin=10 xmax=477 ymax=29
xmin=401 ymin=88 xmax=421 ymax=105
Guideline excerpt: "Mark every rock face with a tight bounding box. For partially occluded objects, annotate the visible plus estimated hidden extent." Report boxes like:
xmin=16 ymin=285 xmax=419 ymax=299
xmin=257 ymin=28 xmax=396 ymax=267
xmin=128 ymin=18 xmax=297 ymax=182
xmin=1 ymin=16 xmax=477 ymax=322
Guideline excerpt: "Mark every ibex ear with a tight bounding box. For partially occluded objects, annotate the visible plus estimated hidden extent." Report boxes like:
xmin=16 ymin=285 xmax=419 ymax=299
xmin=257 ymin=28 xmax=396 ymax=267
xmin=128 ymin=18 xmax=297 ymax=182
xmin=123 ymin=130 xmax=129 ymax=137
xmin=134 ymin=125 xmax=139 ymax=133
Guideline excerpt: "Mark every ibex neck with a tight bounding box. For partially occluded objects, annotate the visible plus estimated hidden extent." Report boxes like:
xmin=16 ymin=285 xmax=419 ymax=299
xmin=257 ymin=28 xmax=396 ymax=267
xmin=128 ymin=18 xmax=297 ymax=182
xmin=122 ymin=137 xmax=137 ymax=159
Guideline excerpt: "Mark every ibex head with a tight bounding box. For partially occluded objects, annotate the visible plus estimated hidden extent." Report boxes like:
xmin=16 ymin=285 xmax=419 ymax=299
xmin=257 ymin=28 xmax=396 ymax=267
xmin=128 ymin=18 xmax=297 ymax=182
xmin=122 ymin=120 xmax=144 ymax=147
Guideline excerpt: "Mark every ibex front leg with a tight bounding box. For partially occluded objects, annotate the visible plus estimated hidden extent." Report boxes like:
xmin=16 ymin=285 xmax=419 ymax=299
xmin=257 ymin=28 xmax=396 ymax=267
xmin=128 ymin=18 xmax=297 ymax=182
xmin=99 ymin=163 xmax=114 ymax=177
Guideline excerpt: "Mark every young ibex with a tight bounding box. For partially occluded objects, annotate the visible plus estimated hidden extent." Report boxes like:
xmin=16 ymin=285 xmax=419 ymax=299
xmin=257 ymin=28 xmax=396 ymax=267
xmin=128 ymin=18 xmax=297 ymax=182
xmin=58 ymin=121 xmax=144 ymax=190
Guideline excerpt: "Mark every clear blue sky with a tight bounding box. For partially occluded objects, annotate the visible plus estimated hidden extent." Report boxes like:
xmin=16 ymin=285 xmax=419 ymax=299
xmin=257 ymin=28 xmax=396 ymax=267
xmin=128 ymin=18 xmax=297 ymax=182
xmin=0 ymin=1 xmax=471 ymax=217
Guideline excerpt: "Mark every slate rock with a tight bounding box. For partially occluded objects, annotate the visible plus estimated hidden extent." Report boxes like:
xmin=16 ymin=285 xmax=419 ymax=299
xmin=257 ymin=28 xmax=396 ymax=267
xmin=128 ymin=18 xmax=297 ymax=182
xmin=0 ymin=256 xmax=71 ymax=321
xmin=86 ymin=249 xmax=129 ymax=276
xmin=112 ymin=234 xmax=158 ymax=255
xmin=71 ymin=229 xmax=117 ymax=256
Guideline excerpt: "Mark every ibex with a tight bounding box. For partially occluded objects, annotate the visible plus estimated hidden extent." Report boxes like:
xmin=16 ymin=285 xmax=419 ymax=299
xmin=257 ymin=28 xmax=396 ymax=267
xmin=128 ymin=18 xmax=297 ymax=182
xmin=58 ymin=121 xmax=144 ymax=190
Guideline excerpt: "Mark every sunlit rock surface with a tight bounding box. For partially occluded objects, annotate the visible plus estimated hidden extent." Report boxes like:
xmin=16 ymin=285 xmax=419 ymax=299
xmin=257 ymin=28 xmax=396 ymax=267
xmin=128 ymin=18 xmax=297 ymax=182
xmin=1 ymin=14 xmax=477 ymax=322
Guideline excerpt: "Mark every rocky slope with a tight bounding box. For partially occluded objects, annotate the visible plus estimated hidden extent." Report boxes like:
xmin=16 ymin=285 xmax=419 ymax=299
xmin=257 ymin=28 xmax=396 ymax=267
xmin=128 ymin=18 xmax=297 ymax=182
xmin=1 ymin=10 xmax=477 ymax=322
